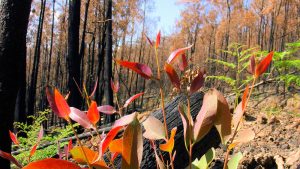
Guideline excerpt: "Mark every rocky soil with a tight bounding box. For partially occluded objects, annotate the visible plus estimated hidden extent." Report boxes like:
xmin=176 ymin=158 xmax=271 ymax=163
xmin=213 ymin=93 xmax=300 ymax=169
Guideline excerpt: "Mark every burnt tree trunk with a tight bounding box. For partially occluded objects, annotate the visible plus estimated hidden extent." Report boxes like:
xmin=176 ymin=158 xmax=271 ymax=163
xmin=28 ymin=0 xmax=46 ymax=124
xmin=0 ymin=0 xmax=31 ymax=168
xmin=114 ymin=93 xmax=221 ymax=169
xmin=104 ymin=0 xmax=114 ymax=123
xmin=67 ymin=0 xmax=81 ymax=108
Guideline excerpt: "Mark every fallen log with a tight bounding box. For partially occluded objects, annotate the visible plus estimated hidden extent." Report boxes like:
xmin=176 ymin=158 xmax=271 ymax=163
xmin=114 ymin=92 xmax=221 ymax=169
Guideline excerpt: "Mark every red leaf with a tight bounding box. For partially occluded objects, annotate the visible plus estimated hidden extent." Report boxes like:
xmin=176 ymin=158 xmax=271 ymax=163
xmin=166 ymin=45 xmax=193 ymax=64
xmin=89 ymin=78 xmax=98 ymax=98
xmin=155 ymin=30 xmax=161 ymax=49
xmin=64 ymin=139 xmax=72 ymax=159
xmin=110 ymin=78 xmax=119 ymax=93
xmin=159 ymin=127 xmax=177 ymax=153
xmin=111 ymin=153 xmax=119 ymax=162
xmin=98 ymin=105 xmax=116 ymax=115
xmin=116 ymin=60 xmax=152 ymax=79
xmin=37 ymin=125 xmax=44 ymax=143
xmin=87 ymin=101 xmax=100 ymax=125
xmin=164 ymin=63 xmax=181 ymax=90
xmin=9 ymin=130 xmax=19 ymax=145
xmin=0 ymin=150 xmax=22 ymax=168
xmin=190 ymin=70 xmax=205 ymax=94
xmin=242 ymin=85 xmax=249 ymax=111
xmin=100 ymin=126 xmax=123 ymax=156
xmin=123 ymin=92 xmax=144 ymax=108
xmin=112 ymin=112 xmax=137 ymax=128
xmin=23 ymin=158 xmax=81 ymax=169
xmin=255 ymin=51 xmax=274 ymax=78
xmin=144 ymin=33 xmax=153 ymax=47
xmin=250 ymin=55 xmax=256 ymax=75
xmin=30 ymin=144 xmax=38 ymax=159
xmin=178 ymin=54 xmax=188 ymax=71
xmin=46 ymin=87 xmax=60 ymax=117
xmin=47 ymin=88 xmax=71 ymax=121
xmin=68 ymin=139 xmax=73 ymax=153
xmin=69 ymin=107 xmax=93 ymax=129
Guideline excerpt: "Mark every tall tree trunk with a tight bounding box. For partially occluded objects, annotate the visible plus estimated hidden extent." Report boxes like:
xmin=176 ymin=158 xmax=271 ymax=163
xmin=79 ymin=0 xmax=91 ymax=87
xmin=104 ymin=0 xmax=114 ymax=123
xmin=68 ymin=0 xmax=81 ymax=108
xmin=28 ymin=0 xmax=46 ymax=124
xmin=47 ymin=0 xmax=55 ymax=84
xmin=0 ymin=0 xmax=31 ymax=168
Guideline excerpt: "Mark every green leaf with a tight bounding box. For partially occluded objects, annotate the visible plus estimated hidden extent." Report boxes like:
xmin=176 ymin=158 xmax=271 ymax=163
xmin=206 ymin=76 xmax=236 ymax=87
xmin=275 ymin=60 xmax=300 ymax=70
xmin=209 ymin=59 xmax=236 ymax=69
xmin=191 ymin=148 xmax=215 ymax=169
xmin=227 ymin=152 xmax=243 ymax=169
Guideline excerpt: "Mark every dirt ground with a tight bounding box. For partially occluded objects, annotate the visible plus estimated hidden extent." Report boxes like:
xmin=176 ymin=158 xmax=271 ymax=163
xmin=212 ymin=93 xmax=300 ymax=169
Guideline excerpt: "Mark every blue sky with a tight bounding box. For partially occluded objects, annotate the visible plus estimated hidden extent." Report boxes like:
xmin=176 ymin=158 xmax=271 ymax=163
xmin=152 ymin=0 xmax=184 ymax=35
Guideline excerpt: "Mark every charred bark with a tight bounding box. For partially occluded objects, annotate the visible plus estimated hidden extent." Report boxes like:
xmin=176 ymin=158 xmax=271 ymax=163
xmin=0 ymin=0 xmax=31 ymax=168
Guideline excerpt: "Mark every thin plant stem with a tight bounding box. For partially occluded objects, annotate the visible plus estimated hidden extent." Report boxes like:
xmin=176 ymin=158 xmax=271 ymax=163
xmin=189 ymin=144 xmax=193 ymax=169
xmin=223 ymin=78 xmax=256 ymax=169
xmin=154 ymin=47 xmax=174 ymax=169
xmin=69 ymin=121 xmax=92 ymax=169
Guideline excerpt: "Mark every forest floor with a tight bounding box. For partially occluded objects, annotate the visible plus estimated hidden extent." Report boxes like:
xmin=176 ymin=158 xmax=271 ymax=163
xmin=213 ymin=92 xmax=300 ymax=169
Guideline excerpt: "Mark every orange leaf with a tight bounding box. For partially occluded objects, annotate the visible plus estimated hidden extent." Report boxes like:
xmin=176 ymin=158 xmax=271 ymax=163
xmin=23 ymin=158 xmax=81 ymax=169
xmin=155 ymin=30 xmax=161 ymax=49
xmin=30 ymin=144 xmax=38 ymax=159
xmin=116 ymin=60 xmax=152 ymax=79
xmin=159 ymin=127 xmax=177 ymax=153
xmin=164 ymin=63 xmax=181 ymax=90
xmin=242 ymin=85 xmax=249 ymax=111
xmin=100 ymin=126 xmax=123 ymax=156
xmin=70 ymin=146 xmax=108 ymax=168
xmin=255 ymin=51 xmax=273 ymax=78
xmin=52 ymin=89 xmax=71 ymax=121
xmin=9 ymin=130 xmax=19 ymax=145
xmin=123 ymin=92 xmax=144 ymax=108
xmin=109 ymin=138 xmax=123 ymax=153
xmin=46 ymin=87 xmax=60 ymax=118
xmin=87 ymin=101 xmax=100 ymax=125
xmin=166 ymin=45 xmax=193 ymax=64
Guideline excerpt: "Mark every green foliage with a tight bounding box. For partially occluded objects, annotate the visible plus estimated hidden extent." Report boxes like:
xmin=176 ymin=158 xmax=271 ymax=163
xmin=272 ymin=40 xmax=300 ymax=87
xmin=227 ymin=152 xmax=243 ymax=169
xmin=209 ymin=43 xmax=258 ymax=106
xmin=13 ymin=110 xmax=74 ymax=166
xmin=191 ymin=148 xmax=215 ymax=169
